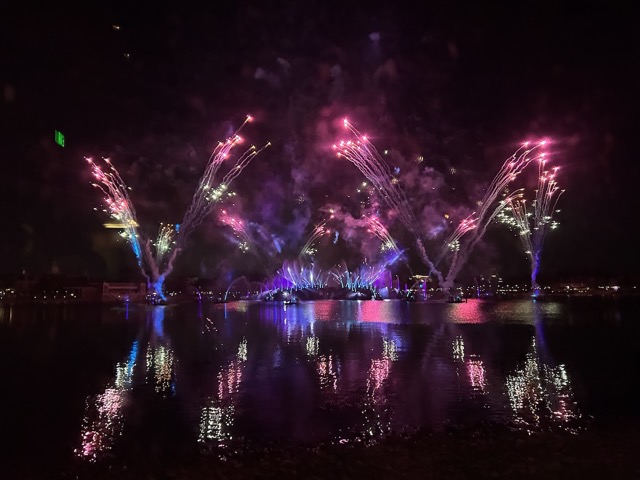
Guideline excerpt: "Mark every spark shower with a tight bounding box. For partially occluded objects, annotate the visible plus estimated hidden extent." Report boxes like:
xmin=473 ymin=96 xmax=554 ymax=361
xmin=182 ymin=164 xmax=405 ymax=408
xmin=334 ymin=119 xmax=560 ymax=294
xmin=88 ymin=116 xmax=270 ymax=300
xmin=87 ymin=115 xmax=562 ymax=298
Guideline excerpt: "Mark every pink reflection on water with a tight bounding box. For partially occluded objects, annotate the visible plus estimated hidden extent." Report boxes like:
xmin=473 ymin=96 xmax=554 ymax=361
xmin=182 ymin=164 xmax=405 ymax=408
xmin=307 ymin=300 xmax=341 ymax=321
xmin=357 ymin=300 xmax=398 ymax=323
xmin=448 ymin=299 xmax=485 ymax=324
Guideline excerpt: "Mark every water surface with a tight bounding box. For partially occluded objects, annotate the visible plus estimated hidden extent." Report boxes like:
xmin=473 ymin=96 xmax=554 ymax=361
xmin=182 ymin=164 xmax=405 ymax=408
xmin=0 ymin=297 xmax=638 ymax=466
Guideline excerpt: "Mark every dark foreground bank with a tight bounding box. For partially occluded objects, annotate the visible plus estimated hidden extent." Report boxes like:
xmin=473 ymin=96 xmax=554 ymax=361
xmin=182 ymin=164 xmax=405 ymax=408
xmin=5 ymin=423 xmax=640 ymax=480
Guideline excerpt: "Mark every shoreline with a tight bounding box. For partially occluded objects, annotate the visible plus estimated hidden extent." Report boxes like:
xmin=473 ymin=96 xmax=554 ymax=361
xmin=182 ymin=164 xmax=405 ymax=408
xmin=1 ymin=292 xmax=638 ymax=307
xmin=6 ymin=422 xmax=640 ymax=479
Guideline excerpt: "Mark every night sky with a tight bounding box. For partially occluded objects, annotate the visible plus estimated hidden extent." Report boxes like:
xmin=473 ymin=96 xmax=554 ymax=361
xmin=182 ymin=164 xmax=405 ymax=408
xmin=1 ymin=1 xmax=638 ymax=285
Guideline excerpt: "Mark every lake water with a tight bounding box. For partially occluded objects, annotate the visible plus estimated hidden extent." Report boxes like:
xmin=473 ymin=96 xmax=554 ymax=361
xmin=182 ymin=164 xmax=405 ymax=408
xmin=0 ymin=297 xmax=638 ymax=467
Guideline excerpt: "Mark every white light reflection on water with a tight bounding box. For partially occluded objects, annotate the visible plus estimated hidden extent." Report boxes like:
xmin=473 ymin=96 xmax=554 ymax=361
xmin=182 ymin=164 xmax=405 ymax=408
xmin=506 ymin=337 xmax=580 ymax=429
xmin=382 ymin=338 xmax=398 ymax=361
xmin=236 ymin=337 xmax=248 ymax=362
xmin=306 ymin=336 xmax=320 ymax=357
xmin=467 ymin=357 xmax=487 ymax=394
xmin=452 ymin=335 xmax=465 ymax=361
xmin=5 ymin=297 xmax=632 ymax=466
xmin=354 ymin=341 xmax=397 ymax=442
xmin=337 ymin=336 xmax=399 ymax=445
xmin=198 ymin=404 xmax=235 ymax=446
xmin=305 ymin=335 xmax=341 ymax=392
xmin=367 ymin=358 xmax=391 ymax=398
xmin=198 ymin=338 xmax=248 ymax=446
xmin=452 ymin=336 xmax=487 ymax=395
xmin=76 ymin=341 xmax=137 ymax=462
xmin=144 ymin=307 xmax=177 ymax=394
xmin=317 ymin=355 xmax=340 ymax=391
xmin=76 ymin=307 xmax=178 ymax=461
xmin=80 ymin=299 xmax=593 ymax=458
xmin=146 ymin=344 xmax=175 ymax=394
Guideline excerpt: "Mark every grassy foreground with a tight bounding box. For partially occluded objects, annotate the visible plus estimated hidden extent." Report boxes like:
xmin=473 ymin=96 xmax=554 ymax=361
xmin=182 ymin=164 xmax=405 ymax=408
xmin=8 ymin=424 xmax=640 ymax=479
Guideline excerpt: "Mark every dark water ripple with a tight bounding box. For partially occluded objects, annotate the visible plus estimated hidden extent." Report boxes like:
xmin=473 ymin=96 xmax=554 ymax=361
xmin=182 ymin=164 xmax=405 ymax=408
xmin=0 ymin=297 xmax=638 ymax=466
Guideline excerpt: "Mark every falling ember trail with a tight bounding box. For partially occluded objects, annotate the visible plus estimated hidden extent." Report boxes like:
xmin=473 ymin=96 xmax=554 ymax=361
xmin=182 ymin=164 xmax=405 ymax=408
xmin=219 ymin=209 xmax=259 ymax=254
xmin=498 ymin=150 xmax=564 ymax=296
xmin=334 ymin=120 xmax=549 ymax=293
xmin=299 ymin=220 xmax=330 ymax=259
xmin=440 ymin=141 xmax=547 ymax=292
xmin=366 ymin=215 xmax=401 ymax=255
xmin=334 ymin=119 xmax=443 ymax=284
xmin=87 ymin=156 xmax=143 ymax=265
xmin=178 ymin=116 xmax=270 ymax=245
xmin=87 ymin=115 xmax=268 ymax=300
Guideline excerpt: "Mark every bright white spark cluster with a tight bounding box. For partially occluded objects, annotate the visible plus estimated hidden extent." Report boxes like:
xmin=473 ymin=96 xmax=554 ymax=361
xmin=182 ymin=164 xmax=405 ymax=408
xmin=367 ymin=215 xmax=401 ymax=254
xmin=498 ymin=154 xmax=564 ymax=293
xmin=299 ymin=220 xmax=330 ymax=258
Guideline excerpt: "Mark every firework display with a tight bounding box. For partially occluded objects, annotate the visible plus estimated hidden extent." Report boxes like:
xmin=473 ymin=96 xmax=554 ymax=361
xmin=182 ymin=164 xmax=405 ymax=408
xmin=89 ymin=112 xmax=563 ymax=299
xmin=334 ymin=119 xmax=441 ymax=282
xmin=87 ymin=157 xmax=143 ymax=265
xmin=498 ymin=154 xmax=564 ymax=295
xmin=436 ymin=214 xmax=476 ymax=266
xmin=333 ymin=120 xmax=555 ymax=292
xmin=179 ymin=116 xmax=270 ymax=244
xmin=298 ymin=221 xmax=330 ymax=258
xmin=440 ymin=142 xmax=546 ymax=291
xmin=88 ymin=116 xmax=267 ymax=300
xmin=366 ymin=215 xmax=401 ymax=255
xmin=219 ymin=209 xmax=257 ymax=253
xmin=272 ymin=258 xmax=393 ymax=293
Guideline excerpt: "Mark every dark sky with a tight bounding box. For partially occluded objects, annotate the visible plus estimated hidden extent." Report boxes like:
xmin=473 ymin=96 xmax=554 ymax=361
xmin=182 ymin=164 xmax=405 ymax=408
xmin=1 ymin=0 xmax=638 ymax=284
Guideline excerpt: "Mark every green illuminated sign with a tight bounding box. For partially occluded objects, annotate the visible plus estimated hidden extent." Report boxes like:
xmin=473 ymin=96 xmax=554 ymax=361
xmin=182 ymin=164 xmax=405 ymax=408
xmin=54 ymin=130 xmax=65 ymax=147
